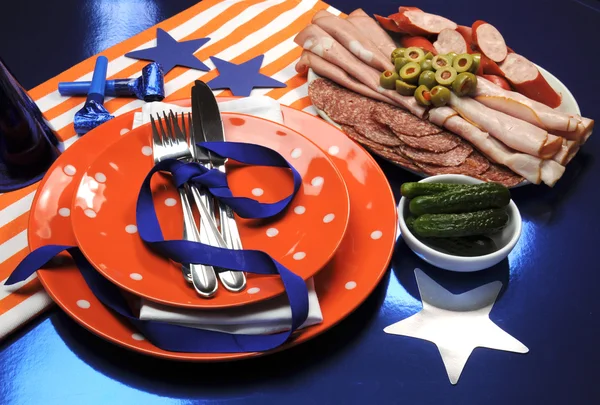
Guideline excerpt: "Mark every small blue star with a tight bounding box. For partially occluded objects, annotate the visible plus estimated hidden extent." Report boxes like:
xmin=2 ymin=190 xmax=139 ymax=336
xmin=125 ymin=28 xmax=210 ymax=74
xmin=206 ymin=56 xmax=287 ymax=96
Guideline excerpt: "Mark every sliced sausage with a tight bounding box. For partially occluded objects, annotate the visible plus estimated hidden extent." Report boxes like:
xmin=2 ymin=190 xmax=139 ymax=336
xmin=390 ymin=9 xmax=457 ymax=35
xmin=399 ymin=36 xmax=437 ymax=55
xmin=455 ymin=25 xmax=475 ymax=53
xmin=433 ymin=29 xmax=467 ymax=55
xmin=480 ymin=54 xmax=505 ymax=76
xmin=499 ymin=53 xmax=562 ymax=108
xmin=472 ymin=20 xmax=508 ymax=62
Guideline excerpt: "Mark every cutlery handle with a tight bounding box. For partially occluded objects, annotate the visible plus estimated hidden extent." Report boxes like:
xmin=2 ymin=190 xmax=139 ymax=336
xmin=190 ymin=185 xmax=246 ymax=292
xmin=178 ymin=187 xmax=218 ymax=297
xmin=218 ymin=201 xmax=247 ymax=291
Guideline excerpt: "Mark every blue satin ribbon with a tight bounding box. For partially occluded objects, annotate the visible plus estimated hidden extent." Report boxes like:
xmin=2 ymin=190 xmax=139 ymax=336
xmin=6 ymin=141 xmax=309 ymax=353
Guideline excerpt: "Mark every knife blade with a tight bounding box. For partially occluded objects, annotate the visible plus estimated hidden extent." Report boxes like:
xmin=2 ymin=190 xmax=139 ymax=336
xmin=193 ymin=80 xmax=226 ymax=166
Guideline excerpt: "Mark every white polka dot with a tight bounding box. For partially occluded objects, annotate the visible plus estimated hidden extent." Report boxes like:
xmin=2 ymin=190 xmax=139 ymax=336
xmin=293 ymin=252 xmax=306 ymax=260
xmin=311 ymin=176 xmax=324 ymax=187
xmin=323 ymin=213 xmax=335 ymax=223
xmin=76 ymin=300 xmax=91 ymax=309
xmin=291 ymin=148 xmax=302 ymax=159
xmin=294 ymin=206 xmax=306 ymax=215
xmin=247 ymin=287 xmax=261 ymax=294
xmin=94 ymin=172 xmax=106 ymax=183
xmin=164 ymin=198 xmax=177 ymax=207
xmin=252 ymin=188 xmax=264 ymax=197
xmin=58 ymin=208 xmax=70 ymax=217
xmin=141 ymin=146 xmax=153 ymax=156
xmin=84 ymin=209 xmax=96 ymax=218
xmin=371 ymin=230 xmax=383 ymax=240
xmin=120 ymin=128 xmax=130 ymax=135
xmin=132 ymin=333 xmax=145 ymax=341
xmin=63 ymin=165 xmax=76 ymax=176
xmin=266 ymin=228 xmax=279 ymax=237
xmin=328 ymin=145 xmax=340 ymax=155
xmin=130 ymin=273 xmax=143 ymax=280
xmin=345 ymin=281 xmax=357 ymax=290
xmin=125 ymin=225 xmax=138 ymax=234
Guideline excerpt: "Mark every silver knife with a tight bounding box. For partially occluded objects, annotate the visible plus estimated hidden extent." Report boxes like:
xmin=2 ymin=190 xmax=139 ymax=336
xmin=191 ymin=81 xmax=246 ymax=292
xmin=193 ymin=80 xmax=246 ymax=292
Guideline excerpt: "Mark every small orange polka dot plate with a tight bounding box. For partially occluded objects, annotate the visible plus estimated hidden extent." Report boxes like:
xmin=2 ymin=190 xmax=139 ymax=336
xmin=70 ymin=114 xmax=350 ymax=309
xmin=30 ymin=100 xmax=397 ymax=361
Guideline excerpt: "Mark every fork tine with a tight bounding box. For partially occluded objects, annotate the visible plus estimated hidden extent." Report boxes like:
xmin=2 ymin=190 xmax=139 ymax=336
xmin=149 ymin=115 xmax=163 ymax=162
xmin=156 ymin=113 xmax=171 ymax=147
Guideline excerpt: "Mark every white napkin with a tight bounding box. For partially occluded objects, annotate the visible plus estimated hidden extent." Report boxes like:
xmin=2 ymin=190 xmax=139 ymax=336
xmin=131 ymin=98 xmax=322 ymax=335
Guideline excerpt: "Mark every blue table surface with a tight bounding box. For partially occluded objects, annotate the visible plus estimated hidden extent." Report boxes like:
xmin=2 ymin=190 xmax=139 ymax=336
xmin=1 ymin=1 xmax=599 ymax=404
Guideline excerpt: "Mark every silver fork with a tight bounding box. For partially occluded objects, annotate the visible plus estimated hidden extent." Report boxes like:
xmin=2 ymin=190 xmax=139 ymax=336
xmin=150 ymin=113 xmax=218 ymax=298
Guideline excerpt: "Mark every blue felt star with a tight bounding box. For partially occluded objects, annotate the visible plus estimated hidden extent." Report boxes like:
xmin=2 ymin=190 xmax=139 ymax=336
xmin=125 ymin=28 xmax=210 ymax=74
xmin=206 ymin=56 xmax=287 ymax=96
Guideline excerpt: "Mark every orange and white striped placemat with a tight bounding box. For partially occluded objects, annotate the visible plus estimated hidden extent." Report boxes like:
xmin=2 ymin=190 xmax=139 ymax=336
xmin=0 ymin=0 xmax=342 ymax=341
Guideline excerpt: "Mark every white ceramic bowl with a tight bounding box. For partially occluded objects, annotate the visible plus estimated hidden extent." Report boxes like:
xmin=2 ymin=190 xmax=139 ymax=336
xmin=398 ymin=174 xmax=522 ymax=272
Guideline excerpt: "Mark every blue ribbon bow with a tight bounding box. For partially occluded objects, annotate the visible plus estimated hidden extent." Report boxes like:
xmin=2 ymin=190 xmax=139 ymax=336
xmin=6 ymin=141 xmax=309 ymax=353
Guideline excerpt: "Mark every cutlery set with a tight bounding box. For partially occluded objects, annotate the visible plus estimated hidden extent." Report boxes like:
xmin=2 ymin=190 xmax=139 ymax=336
xmin=150 ymin=81 xmax=247 ymax=297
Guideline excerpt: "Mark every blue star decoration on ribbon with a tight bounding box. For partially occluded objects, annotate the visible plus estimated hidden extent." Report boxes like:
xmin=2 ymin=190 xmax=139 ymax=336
xmin=206 ymin=55 xmax=287 ymax=96
xmin=125 ymin=28 xmax=210 ymax=74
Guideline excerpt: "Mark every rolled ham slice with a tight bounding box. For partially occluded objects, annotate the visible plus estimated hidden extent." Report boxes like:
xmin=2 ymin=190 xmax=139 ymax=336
xmin=499 ymin=53 xmax=562 ymax=108
xmin=390 ymin=8 xmax=457 ymax=35
xmin=540 ymin=160 xmax=566 ymax=187
xmin=348 ymin=9 xmax=396 ymax=57
xmin=433 ymin=29 xmax=467 ymax=55
xmin=429 ymin=107 xmax=543 ymax=184
xmin=551 ymin=139 xmax=578 ymax=165
xmin=448 ymin=93 xmax=562 ymax=159
xmin=473 ymin=76 xmax=593 ymax=143
xmin=296 ymin=51 xmax=399 ymax=105
xmin=472 ymin=21 xmax=508 ymax=62
xmin=294 ymin=24 xmax=426 ymax=118
xmin=312 ymin=10 xmax=393 ymax=73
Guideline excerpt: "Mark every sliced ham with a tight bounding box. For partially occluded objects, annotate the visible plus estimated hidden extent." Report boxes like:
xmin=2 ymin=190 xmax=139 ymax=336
xmin=429 ymin=107 xmax=543 ymax=184
xmin=390 ymin=9 xmax=457 ymax=35
xmin=295 ymin=24 xmax=425 ymax=117
xmin=551 ymin=139 xmax=578 ymax=165
xmin=540 ymin=160 xmax=566 ymax=187
xmin=481 ymin=75 xmax=511 ymax=91
xmin=298 ymin=53 xmax=399 ymax=106
xmin=472 ymin=21 xmax=508 ymax=62
xmin=433 ymin=29 xmax=467 ymax=55
xmin=399 ymin=36 xmax=437 ymax=55
xmin=312 ymin=10 xmax=393 ymax=73
xmin=499 ymin=53 xmax=562 ymax=108
xmin=448 ymin=93 xmax=562 ymax=159
xmin=473 ymin=76 xmax=593 ymax=143
xmin=348 ymin=9 xmax=396 ymax=57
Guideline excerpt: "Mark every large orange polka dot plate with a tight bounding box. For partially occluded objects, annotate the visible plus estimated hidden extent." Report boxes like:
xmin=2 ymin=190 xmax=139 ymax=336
xmin=70 ymin=114 xmax=350 ymax=309
xmin=30 ymin=100 xmax=397 ymax=361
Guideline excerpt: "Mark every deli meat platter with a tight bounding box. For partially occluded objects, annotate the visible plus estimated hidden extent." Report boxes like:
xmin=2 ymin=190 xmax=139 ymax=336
xmin=293 ymin=7 xmax=594 ymax=188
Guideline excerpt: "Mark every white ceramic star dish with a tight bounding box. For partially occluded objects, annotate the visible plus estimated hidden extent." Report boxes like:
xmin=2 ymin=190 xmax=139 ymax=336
xmin=398 ymin=174 xmax=522 ymax=272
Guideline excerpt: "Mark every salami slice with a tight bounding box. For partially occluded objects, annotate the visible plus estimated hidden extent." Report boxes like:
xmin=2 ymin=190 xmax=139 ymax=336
xmin=309 ymin=79 xmax=374 ymax=125
xmin=433 ymin=29 xmax=467 ymax=55
xmin=342 ymin=125 xmax=421 ymax=171
xmin=394 ymin=131 xmax=462 ymax=153
xmin=400 ymin=36 xmax=437 ymax=55
xmin=455 ymin=25 xmax=475 ymax=53
xmin=354 ymin=119 xmax=403 ymax=146
xmin=413 ymin=151 xmax=490 ymax=176
xmin=472 ymin=20 xmax=508 ymax=63
xmin=398 ymin=143 xmax=473 ymax=167
xmin=372 ymin=102 xmax=442 ymax=137
xmin=478 ymin=163 xmax=524 ymax=187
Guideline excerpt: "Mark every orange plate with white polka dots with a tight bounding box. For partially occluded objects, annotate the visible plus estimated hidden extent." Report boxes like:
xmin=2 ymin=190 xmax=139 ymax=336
xmin=30 ymin=100 xmax=397 ymax=360
xmin=69 ymin=113 xmax=350 ymax=309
